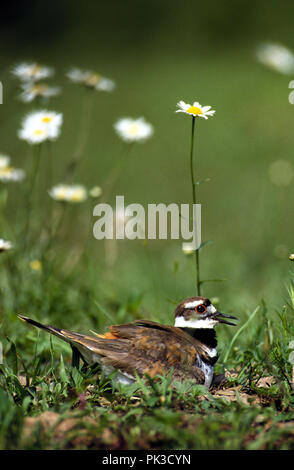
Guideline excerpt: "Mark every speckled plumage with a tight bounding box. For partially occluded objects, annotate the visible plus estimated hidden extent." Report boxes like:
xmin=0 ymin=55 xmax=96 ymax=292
xmin=18 ymin=296 xmax=237 ymax=388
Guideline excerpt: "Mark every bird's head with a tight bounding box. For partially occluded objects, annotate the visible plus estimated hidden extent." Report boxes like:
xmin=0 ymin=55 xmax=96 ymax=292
xmin=174 ymin=297 xmax=237 ymax=329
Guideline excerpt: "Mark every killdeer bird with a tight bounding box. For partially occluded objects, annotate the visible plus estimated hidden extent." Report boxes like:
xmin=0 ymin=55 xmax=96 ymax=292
xmin=18 ymin=296 xmax=237 ymax=389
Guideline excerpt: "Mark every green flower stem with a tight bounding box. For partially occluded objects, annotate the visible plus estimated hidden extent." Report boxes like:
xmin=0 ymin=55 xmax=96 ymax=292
xmin=101 ymin=142 xmax=135 ymax=203
xmin=41 ymin=201 xmax=67 ymax=273
xmin=46 ymin=141 xmax=53 ymax=192
xmin=23 ymin=143 xmax=42 ymax=247
xmin=189 ymin=116 xmax=201 ymax=295
xmin=80 ymin=197 xmax=97 ymax=267
xmin=29 ymin=144 xmax=42 ymax=203
xmin=65 ymin=87 xmax=94 ymax=180
xmin=44 ymin=141 xmax=55 ymax=236
xmin=46 ymin=201 xmax=67 ymax=249
xmin=0 ymin=186 xmax=8 ymax=229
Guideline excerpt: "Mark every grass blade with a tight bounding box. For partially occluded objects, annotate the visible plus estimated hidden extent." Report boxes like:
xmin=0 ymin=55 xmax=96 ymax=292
xmin=223 ymin=306 xmax=260 ymax=364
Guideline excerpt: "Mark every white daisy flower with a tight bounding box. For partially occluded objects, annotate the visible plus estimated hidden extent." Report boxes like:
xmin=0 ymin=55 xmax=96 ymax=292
xmin=48 ymin=184 xmax=87 ymax=203
xmin=0 ymin=239 xmax=13 ymax=252
xmin=256 ymin=43 xmax=294 ymax=75
xmin=67 ymin=68 xmax=115 ymax=91
xmin=89 ymin=186 xmax=102 ymax=198
xmin=19 ymin=82 xmax=61 ymax=103
xmin=95 ymin=77 xmax=115 ymax=92
xmin=67 ymin=68 xmax=89 ymax=83
xmin=12 ymin=62 xmax=54 ymax=82
xmin=114 ymin=117 xmax=154 ymax=142
xmin=0 ymin=166 xmax=25 ymax=183
xmin=0 ymin=154 xmax=10 ymax=169
xmin=18 ymin=110 xmax=63 ymax=144
xmin=18 ymin=123 xmax=49 ymax=144
xmin=182 ymin=243 xmax=195 ymax=255
xmin=176 ymin=101 xmax=215 ymax=119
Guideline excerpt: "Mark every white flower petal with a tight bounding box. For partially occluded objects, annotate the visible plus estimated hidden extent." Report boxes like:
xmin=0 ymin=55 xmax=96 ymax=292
xmin=0 ymin=239 xmax=13 ymax=251
xmin=49 ymin=184 xmax=87 ymax=203
xmin=12 ymin=63 xmax=54 ymax=82
xmin=114 ymin=117 xmax=153 ymax=142
xmin=256 ymin=43 xmax=294 ymax=74
xmin=18 ymin=110 xmax=63 ymax=144
xmin=67 ymin=67 xmax=115 ymax=92
xmin=0 ymin=155 xmax=10 ymax=169
xmin=176 ymin=99 xmax=215 ymax=120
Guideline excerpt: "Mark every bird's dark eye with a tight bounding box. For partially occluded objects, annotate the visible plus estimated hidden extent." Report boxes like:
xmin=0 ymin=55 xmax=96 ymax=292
xmin=196 ymin=304 xmax=207 ymax=314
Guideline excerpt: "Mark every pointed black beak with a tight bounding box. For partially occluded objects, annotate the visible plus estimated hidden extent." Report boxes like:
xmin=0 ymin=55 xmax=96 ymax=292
xmin=213 ymin=311 xmax=238 ymax=326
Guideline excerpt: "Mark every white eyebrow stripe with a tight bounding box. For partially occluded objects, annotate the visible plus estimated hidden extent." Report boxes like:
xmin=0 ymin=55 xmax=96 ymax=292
xmin=174 ymin=316 xmax=216 ymax=329
xmin=184 ymin=300 xmax=204 ymax=309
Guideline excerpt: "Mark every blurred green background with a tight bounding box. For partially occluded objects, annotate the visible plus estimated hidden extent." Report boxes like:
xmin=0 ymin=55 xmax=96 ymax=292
xmin=1 ymin=0 xmax=294 ymax=330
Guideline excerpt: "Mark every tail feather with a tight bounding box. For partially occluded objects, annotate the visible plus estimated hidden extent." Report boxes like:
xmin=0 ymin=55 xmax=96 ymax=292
xmin=18 ymin=315 xmax=129 ymax=365
xmin=18 ymin=315 xmax=68 ymax=340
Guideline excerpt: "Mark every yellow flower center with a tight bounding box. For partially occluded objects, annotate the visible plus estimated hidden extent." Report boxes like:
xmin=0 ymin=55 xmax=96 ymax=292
xmin=42 ymin=116 xmax=52 ymax=123
xmin=128 ymin=123 xmax=140 ymax=135
xmin=70 ymin=191 xmax=83 ymax=201
xmin=86 ymin=74 xmax=101 ymax=86
xmin=0 ymin=166 xmax=13 ymax=175
xmin=32 ymin=84 xmax=48 ymax=94
xmin=31 ymin=65 xmax=42 ymax=76
xmin=186 ymin=106 xmax=203 ymax=115
xmin=34 ymin=129 xmax=44 ymax=135
xmin=30 ymin=259 xmax=42 ymax=271
xmin=56 ymin=189 xmax=66 ymax=199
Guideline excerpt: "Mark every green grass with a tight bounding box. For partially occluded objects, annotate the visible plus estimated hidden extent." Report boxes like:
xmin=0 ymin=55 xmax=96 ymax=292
xmin=1 ymin=268 xmax=294 ymax=449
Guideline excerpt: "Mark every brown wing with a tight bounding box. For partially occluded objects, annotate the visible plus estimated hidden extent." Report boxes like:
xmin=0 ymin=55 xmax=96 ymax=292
xmin=19 ymin=316 xmax=205 ymax=384
xmin=95 ymin=320 xmax=206 ymax=383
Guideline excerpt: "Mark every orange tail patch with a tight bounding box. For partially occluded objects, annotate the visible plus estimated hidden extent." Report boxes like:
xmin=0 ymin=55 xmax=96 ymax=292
xmin=95 ymin=331 xmax=119 ymax=340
